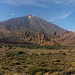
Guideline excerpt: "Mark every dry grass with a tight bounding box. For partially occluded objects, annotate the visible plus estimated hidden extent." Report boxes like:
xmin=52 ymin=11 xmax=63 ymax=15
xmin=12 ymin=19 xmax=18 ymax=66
xmin=0 ymin=46 xmax=75 ymax=75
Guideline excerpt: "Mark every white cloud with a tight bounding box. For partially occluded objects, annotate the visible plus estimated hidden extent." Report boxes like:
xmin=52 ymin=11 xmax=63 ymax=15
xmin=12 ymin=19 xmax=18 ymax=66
xmin=11 ymin=13 xmax=16 ymax=16
xmin=49 ymin=18 xmax=56 ymax=22
xmin=51 ymin=0 xmax=75 ymax=4
xmin=65 ymin=0 xmax=75 ymax=4
xmin=0 ymin=0 xmax=48 ymax=7
xmin=59 ymin=11 xmax=73 ymax=19
xmin=50 ymin=11 xmax=73 ymax=21
xmin=1 ymin=0 xmax=75 ymax=7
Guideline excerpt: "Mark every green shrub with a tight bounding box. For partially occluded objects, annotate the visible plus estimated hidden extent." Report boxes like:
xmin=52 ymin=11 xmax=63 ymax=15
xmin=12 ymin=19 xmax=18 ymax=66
xmin=47 ymin=52 xmax=52 ymax=55
xmin=6 ymin=52 xmax=14 ymax=58
xmin=66 ymin=67 xmax=75 ymax=74
xmin=0 ymin=45 xmax=2 ymax=48
xmin=28 ymin=66 xmax=48 ymax=75
xmin=51 ymin=72 xmax=63 ymax=75
xmin=16 ymin=67 xmax=22 ymax=73
xmin=31 ymin=53 xmax=38 ymax=56
xmin=53 ymin=59 xmax=60 ymax=62
xmin=35 ymin=71 xmax=42 ymax=75
xmin=17 ymin=51 xmax=25 ymax=54
xmin=40 ymin=53 xmax=45 ymax=55
xmin=0 ymin=71 xmax=3 ymax=75
xmin=8 ymin=45 xmax=13 ymax=49
xmin=62 ymin=52 xmax=66 ymax=55
xmin=28 ymin=66 xmax=40 ymax=75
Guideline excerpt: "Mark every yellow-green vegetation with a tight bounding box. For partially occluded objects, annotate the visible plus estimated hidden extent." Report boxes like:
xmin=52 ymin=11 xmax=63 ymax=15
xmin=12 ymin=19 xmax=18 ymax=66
xmin=0 ymin=44 xmax=75 ymax=75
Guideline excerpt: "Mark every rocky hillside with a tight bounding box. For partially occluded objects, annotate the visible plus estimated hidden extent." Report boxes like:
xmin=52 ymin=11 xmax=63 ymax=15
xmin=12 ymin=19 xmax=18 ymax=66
xmin=57 ymin=32 xmax=75 ymax=46
xmin=0 ymin=14 xmax=65 ymax=35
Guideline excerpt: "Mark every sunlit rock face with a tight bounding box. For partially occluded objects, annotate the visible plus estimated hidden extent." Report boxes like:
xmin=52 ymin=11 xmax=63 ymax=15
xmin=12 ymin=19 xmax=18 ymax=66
xmin=28 ymin=14 xmax=34 ymax=19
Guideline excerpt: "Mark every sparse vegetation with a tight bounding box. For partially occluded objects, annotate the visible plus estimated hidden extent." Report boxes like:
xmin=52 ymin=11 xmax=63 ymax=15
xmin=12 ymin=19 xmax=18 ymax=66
xmin=0 ymin=44 xmax=75 ymax=75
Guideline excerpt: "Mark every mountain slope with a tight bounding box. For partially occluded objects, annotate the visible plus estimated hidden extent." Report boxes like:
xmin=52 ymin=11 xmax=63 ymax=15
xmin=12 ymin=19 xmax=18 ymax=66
xmin=0 ymin=14 xmax=65 ymax=35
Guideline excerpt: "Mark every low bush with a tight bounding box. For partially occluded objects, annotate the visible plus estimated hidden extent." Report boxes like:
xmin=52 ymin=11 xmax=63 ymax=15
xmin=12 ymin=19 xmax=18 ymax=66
xmin=66 ymin=67 xmax=75 ymax=74
xmin=17 ymin=51 xmax=25 ymax=54
xmin=35 ymin=71 xmax=42 ymax=75
xmin=28 ymin=66 xmax=48 ymax=75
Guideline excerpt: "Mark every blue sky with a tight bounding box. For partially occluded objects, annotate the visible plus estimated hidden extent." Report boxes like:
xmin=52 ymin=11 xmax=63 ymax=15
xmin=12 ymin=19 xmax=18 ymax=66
xmin=0 ymin=0 xmax=75 ymax=31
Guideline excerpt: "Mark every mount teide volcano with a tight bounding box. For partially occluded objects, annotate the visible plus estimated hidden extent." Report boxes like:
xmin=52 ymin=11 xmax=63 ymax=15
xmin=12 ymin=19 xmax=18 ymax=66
xmin=0 ymin=15 xmax=75 ymax=46
xmin=0 ymin=14 xmax=65 ymax=35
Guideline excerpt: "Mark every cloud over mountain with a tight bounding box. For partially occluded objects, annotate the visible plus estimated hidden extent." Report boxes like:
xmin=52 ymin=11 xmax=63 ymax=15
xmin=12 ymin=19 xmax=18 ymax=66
xmin=50 ymin=11 xmax=73 ymax=21
xmin=0 ymin=0 xmax=75 ymax=7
